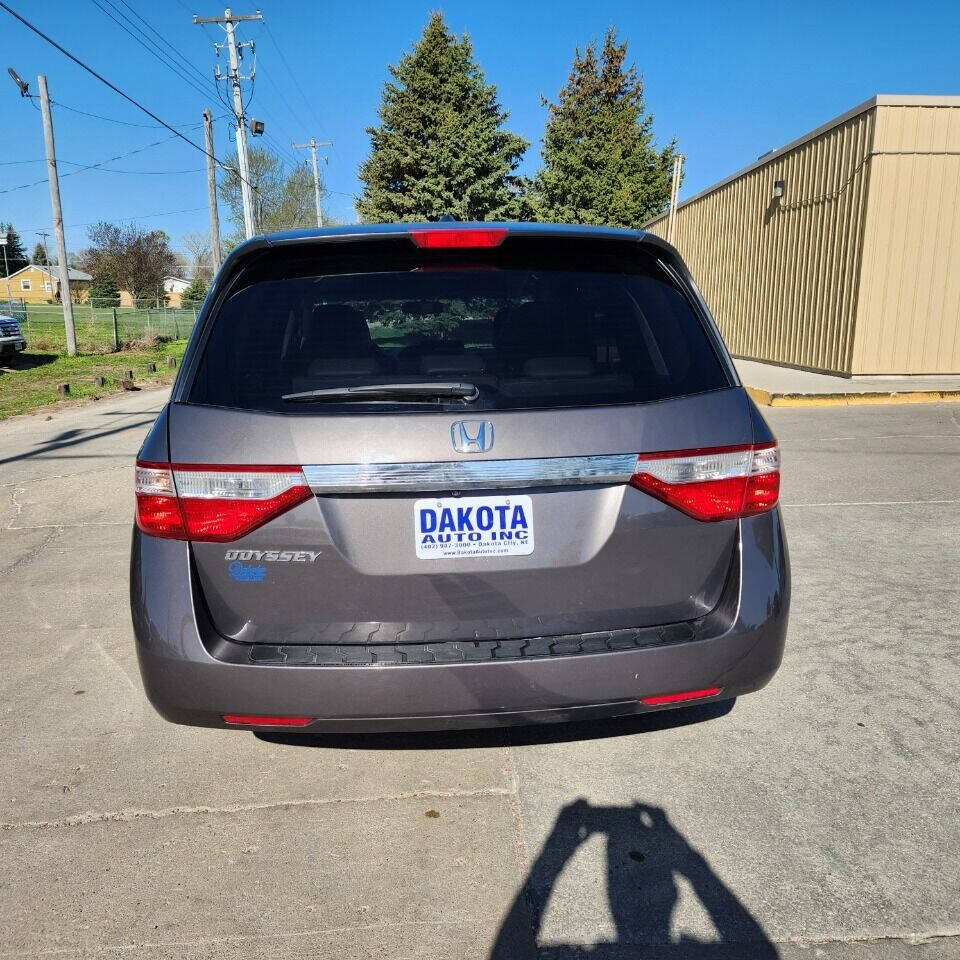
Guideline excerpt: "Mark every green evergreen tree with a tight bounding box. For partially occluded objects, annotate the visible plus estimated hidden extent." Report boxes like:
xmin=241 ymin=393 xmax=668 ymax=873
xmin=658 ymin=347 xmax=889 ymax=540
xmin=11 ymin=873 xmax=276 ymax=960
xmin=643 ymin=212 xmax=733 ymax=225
xmin=1 ymin=223 xmax=29 ymax=275
xmin=532 ymin=28 xmax=679 ymax=228
xmin=181 ymin=275 xmax=208 ymax=305
xmin=87 ymin=273 xmax=120 ymax=306
xmin=31 ymin=241 xmax=49 ymax=266
xmin=357 ymin=13 xmax=529 ymax=223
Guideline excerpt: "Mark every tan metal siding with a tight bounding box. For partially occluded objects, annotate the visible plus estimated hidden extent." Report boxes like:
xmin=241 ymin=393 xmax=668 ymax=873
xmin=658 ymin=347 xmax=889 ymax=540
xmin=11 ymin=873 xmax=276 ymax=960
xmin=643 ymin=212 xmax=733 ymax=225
xmin=852 ymin=105 xmax=960 ymax=374
xmin=648 ymin=110 xmax=875 ymax=374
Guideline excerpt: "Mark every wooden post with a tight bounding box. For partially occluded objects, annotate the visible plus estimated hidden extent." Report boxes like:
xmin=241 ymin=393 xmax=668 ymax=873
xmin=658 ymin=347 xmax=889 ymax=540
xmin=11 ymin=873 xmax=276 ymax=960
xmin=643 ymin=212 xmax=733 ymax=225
xmin=203 ymin=109 xmax=223 ymax=271
xmin=112 ymin=308 xmax=119 ymax=351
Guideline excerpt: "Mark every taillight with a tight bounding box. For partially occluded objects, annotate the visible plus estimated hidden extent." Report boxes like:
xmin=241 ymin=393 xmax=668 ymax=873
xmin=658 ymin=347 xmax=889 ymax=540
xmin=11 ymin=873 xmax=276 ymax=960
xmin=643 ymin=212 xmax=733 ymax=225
xmin=409 ymin=228 xmax=508 ymax=249
xmin=629 ymin=443 xmax=780 ymax=522
xmin=135 ymin=462 xmax=311 ymax=542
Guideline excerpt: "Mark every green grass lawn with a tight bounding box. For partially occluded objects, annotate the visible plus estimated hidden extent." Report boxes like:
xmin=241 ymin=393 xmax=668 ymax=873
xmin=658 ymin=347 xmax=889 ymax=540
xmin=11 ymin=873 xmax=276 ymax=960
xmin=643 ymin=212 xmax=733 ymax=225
xmin=0 ymin=341 xmax=188 ymax=420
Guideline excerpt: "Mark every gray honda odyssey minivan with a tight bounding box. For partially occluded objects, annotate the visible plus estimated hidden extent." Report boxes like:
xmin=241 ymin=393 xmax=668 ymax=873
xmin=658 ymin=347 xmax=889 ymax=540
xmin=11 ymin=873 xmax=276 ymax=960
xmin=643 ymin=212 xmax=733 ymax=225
xmin=130 ymin=223 xmax=789 ymax=732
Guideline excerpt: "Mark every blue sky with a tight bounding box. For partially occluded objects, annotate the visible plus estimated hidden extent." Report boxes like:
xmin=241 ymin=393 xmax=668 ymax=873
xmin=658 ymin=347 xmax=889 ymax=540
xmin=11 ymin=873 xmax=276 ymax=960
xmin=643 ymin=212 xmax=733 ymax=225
xmin=1 ymin=0 xmax=958 ymax=260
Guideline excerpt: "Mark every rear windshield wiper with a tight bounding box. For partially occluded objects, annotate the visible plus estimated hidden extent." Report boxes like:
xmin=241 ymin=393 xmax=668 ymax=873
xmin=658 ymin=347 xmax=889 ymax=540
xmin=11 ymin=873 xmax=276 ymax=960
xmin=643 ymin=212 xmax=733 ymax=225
xmin=282 ymin=382 xmax=479 ymax=403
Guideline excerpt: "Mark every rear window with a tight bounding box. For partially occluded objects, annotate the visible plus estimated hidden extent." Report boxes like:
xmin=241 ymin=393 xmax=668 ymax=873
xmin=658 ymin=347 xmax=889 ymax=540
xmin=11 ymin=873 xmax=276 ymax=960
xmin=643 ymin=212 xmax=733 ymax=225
xmin=188 ymin=237 xmax=730 ymax=414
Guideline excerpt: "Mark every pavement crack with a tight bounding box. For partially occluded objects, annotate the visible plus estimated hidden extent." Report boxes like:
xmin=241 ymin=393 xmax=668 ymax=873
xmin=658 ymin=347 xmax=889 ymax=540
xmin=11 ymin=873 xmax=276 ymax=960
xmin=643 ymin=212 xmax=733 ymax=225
xmin=8 ymin=520 xmax=128 ymax=529
xmin=0 ymin=465 xmax=128 ymax=489
xmin=777 ymin=930 xmax=960 ymax=948
xmin=6 ymin=484 xmax=25 ymax=529
xmin=0 ymin=786 xmax=517 ymax=830
xmin=7 ymin=926 xmax=958 ymax=960
xmin=503 ymin=732 xmax=539 ymax=957
xmin=0 ymin=919 xmax=484 ymax=958
xmin=0 ymin=519 xmax=60 ymax=574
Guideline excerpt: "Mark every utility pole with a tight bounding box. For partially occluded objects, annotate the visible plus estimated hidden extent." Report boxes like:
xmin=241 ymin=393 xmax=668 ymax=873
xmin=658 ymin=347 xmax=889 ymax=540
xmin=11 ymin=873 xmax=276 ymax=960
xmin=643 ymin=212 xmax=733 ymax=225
xmin=37 ymin=230 xmax=51 ymax=266
xmin=38 ymin=75 xmax=76 ymax=355
xmin=0 ymin=237 xmax=11 ymax=304
xmin=292 ymin=138 xmax=332 ymax=227
xmin=194 ymin=8 xmax=262 ymax=240
xmin=203 ymin=109 xmax=223 ymax=271
xmin=666 ymin=154 xmax=684 ymax=246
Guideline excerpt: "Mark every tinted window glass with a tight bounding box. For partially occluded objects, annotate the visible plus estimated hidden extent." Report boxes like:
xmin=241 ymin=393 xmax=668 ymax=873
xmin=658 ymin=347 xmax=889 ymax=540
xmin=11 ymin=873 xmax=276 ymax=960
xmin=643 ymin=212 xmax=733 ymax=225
xmin=188 ymin=238 xmax=729 ymax=413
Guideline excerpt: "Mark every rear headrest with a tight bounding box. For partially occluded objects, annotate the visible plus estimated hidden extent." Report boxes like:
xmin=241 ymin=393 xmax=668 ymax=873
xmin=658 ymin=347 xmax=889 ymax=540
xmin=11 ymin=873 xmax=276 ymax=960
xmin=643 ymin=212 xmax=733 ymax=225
xmin=498 ymin=302 xmax=594 ymax=361
xmin=419 ymin=354 xmax=486 ymax=375
xmin=522 ymin=356 xmax=596 ymax=379
xmin=507 ymin=301 xmax=553 ymax=331
xmin=302 ymin=304 xmax=373 ymax=353
xmin=306 ymin=357 xmax=384 ymax=376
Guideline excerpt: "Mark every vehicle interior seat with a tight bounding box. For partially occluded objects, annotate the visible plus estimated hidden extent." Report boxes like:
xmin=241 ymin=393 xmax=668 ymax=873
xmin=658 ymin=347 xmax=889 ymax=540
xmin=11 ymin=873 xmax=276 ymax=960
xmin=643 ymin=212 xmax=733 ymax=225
xmin=301 ymin=303 xmax=389 ymax=376
xmin=497 ymin=301 xmax=597 ymax=376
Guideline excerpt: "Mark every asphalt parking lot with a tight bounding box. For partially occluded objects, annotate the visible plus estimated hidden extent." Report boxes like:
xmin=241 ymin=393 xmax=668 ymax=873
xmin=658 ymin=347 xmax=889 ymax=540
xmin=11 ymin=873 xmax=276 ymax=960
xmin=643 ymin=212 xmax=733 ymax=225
xmin=0 ymin=390 xmax=958 ymax=959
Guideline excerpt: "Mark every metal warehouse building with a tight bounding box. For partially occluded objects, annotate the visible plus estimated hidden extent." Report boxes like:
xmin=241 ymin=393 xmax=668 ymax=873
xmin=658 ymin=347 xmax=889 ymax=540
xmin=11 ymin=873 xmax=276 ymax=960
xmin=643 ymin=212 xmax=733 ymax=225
xmin=646 ymin=95 xmax=960 ymax=376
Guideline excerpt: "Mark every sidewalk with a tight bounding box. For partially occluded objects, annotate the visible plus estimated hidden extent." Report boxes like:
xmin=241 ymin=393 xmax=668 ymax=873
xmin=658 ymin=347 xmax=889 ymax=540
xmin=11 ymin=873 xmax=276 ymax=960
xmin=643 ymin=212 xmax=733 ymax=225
xmin=734 ymin=358 xmax=960 ymax=406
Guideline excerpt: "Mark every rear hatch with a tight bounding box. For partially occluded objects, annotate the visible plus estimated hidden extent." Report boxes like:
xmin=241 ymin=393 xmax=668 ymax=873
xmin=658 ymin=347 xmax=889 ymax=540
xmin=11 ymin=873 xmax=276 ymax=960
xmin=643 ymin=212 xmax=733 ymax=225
xmin=169 ymin=229 xmax=754 ymax=646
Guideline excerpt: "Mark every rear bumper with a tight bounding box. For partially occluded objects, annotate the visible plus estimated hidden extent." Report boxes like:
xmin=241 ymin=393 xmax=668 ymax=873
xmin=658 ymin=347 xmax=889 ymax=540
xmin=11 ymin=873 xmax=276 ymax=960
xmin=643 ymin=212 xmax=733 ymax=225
xmin=130 ymin=511 xmax=789 ymax=732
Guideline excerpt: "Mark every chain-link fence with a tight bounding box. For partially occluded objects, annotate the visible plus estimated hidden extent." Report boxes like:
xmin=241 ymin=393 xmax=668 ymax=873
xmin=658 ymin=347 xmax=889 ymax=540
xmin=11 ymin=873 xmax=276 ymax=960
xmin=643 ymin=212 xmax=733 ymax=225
xmin=0 ymin=300 xmax=27 ymax=326
xmin=1 ymin=298 xmax=200 ymax=353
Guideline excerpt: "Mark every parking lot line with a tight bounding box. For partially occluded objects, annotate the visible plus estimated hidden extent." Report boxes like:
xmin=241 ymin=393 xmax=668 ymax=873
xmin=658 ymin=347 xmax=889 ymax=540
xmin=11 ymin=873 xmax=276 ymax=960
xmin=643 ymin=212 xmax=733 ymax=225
xmin=783 ymin=499 xmax=960 ymax=507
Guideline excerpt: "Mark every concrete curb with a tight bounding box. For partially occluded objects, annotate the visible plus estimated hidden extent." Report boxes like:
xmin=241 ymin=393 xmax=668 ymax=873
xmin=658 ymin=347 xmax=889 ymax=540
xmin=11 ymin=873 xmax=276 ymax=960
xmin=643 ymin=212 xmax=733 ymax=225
xmin=745 ymin=385 xmax=960 ymax=407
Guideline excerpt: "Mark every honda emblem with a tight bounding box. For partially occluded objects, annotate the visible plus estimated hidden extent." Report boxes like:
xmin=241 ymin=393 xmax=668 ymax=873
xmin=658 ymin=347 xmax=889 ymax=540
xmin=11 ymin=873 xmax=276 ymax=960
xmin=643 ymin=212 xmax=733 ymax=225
xmin=451 ymin=420 xmax=494 ymax=454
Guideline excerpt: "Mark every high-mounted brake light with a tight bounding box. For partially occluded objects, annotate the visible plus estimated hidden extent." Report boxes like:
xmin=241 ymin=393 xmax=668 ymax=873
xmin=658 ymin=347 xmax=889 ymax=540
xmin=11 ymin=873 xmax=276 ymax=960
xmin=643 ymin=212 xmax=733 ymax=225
xmin=629 ymin=443 xmax=780 ymax=522
xmin=135 ymin=462 xmax=311 ymax=542
xmin=409 ymin=228 xmax=508 ymax=249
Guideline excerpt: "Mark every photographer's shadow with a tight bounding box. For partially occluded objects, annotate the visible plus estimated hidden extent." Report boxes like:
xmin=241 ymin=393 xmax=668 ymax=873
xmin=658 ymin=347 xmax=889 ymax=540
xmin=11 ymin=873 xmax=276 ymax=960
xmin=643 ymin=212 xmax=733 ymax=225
xmin=491 ymin=800 xmax=778 ymax=959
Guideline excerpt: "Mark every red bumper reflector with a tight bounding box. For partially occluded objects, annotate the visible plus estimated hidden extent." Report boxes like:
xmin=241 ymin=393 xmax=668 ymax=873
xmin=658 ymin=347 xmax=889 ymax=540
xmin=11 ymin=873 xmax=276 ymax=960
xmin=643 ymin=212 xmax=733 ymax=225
xmin=641 ymin=687 xmax=721 ymax=707
xmin=222 ymin=715 xmax=313 ymax=727
xmin=409 ymin=228 xmax=508 ymax=249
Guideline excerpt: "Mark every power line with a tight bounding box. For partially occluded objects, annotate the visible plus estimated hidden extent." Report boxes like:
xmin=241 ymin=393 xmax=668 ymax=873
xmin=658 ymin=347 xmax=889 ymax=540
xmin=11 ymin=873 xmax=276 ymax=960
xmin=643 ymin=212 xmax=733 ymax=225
xmin=253 ymin=47 xmax=306 ymax=145
xmin=22 ymin=205 xmax=209 ymax=233
xmin=0 ymin=133 xmax=181 ymax=194
xmin=261 ymin=18 xmax=327 ymax=136
xmin=85 ymin=1 xmax=312 ymax=180
xmin=262 ymin=130 xmax=301 ymax=170
xmin=61 ymin=163 xmax=205 ymax=175
xmin=1 ymin=2 xmax=324 ymax=232
xmin=261 ymin=15 xmax=345 ymax=177
xmin=114 ymin=0 xmax=216 ymax=89
xmin=0 ymin=1 xmax=255 ymax=192
xmin=51 ymin=99 xmax=217 ymax=129
xmin=176 ymin=0 xmax=216 ymax=40
xmin=88 ymin=0 xmax=223 ymax=104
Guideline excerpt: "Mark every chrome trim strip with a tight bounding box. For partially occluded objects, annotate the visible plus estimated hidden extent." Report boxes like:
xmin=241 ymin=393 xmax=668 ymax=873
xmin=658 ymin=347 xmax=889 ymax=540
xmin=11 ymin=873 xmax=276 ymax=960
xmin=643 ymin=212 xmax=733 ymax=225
xmin=302 ymin=454 xmax=639 ymax=494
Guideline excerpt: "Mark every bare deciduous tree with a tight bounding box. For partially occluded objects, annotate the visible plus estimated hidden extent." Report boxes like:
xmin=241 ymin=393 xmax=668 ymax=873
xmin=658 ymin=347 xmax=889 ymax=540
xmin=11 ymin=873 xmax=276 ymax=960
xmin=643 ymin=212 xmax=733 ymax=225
xmin=218 ymin=146 xmax=330 ymax=239
xmin=78 ymin=222 xmax=178 ymax=302
xmin=180 ymin=231 xmax=214 ymax=283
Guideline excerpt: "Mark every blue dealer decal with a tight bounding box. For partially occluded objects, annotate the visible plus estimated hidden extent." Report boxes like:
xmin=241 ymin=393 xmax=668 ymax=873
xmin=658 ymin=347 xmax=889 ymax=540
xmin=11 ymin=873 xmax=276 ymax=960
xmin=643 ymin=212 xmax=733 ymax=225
xmin=228 ymin=561 xmax=266 ymax=582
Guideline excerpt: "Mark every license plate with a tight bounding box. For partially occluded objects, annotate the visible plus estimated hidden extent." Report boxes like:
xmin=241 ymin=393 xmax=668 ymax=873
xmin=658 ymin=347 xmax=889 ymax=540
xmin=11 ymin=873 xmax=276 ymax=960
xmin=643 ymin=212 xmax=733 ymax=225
xmin=414 ymin=495 xmax=534 ymax=559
